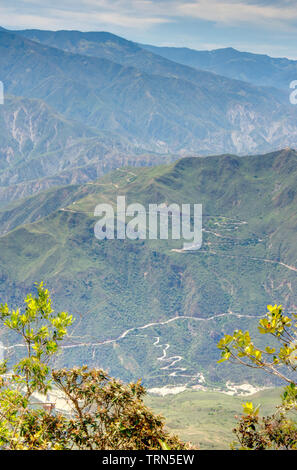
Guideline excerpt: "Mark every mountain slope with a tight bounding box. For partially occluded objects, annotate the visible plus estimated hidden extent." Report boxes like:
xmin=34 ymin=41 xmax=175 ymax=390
xmin=2 ymin=28 xmax=296 ymax=156
xmin=14 ymin=29 xmax=297 ymax=91
xmin=0 ymin=149 xmax=296 ymax=389
xmin=13 ymin=29 xmax=253 ymax=87
xmin=0 ymin=95 xmax=168 ymax=205
xmin=142 ymin=44 xmax=297 ymax=90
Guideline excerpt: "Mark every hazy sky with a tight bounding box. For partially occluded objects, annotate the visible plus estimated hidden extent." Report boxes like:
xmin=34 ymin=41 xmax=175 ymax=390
xmin=1 ymin=0 xmax=297 ymax=58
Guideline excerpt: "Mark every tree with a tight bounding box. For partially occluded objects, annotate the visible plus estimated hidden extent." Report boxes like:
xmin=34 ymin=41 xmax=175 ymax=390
xmin=50 ymin=366 xmax=188 ymax=450
xmin=0 ymin=282 xmax=73 ymax=449
xmin=218 ymin=304 xmax=297 ymax=449
xmin=0 ymin=283 xmax=188 ymax=450
xmin=230 ymin=401 xmax=297 ymax=450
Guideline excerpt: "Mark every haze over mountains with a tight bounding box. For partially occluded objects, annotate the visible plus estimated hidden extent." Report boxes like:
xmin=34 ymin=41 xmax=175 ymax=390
xmin=0 ymin=95 xmax=168 ymax=206
xmin=14 ymin=28 xmax=297 ymax=90
xmin=142 ymin=44 xmax=297 ymax=91
xmin=0 ymin=27 xmax=296 ymax=206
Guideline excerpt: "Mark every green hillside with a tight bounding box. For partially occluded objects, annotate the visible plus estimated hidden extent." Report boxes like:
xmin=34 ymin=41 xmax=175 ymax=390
xmin=146 ymin=388 xmax=284 ymax=449
xmin=0 ymin=148 xmax=296 ymax=389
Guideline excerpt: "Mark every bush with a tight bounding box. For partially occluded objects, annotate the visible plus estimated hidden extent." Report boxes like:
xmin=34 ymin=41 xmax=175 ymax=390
xmin=0 ymin=283 xmax=188 ymax=450
xmin=218 ymin=304 xmax=297 ymax=450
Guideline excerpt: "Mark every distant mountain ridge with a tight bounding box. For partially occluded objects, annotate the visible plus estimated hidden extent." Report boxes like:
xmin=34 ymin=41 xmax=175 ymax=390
xmin=13 ymin=28 xmax=297 ymax=90
xmin=0 ymin=27 xmax=296 ymax=206
xmin=0 ymin=31 xmax=297 ymax=178
xmin=141 ymin=44 xmax=297 ymax=90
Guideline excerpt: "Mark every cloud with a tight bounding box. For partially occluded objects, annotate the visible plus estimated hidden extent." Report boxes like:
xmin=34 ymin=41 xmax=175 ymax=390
xmin=2 ymin=1 xmax=297 ymax=32
xmin=177 ymin=0 xmax=297 ymax=28
xmin=1 ymin=0 xmax=296 ymax=59
xmin=0 ymin=0 xmax=173 ymax=31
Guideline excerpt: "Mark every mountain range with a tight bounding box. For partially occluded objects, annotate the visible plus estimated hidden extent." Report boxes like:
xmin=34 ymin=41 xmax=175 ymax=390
xmin=0 ymin=148 xmax=296 ymax=390
xmin=0 ymin=27 xmax=296 ymax=207
xmin=14 ymin=28 xmax=297 ymax=90
xmin=142 ymin=44 xmax=297 ymax=91
xmin=0 ymin=27 xmax=297 ymax=390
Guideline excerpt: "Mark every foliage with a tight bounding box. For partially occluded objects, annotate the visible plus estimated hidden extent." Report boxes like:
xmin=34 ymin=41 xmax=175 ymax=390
xmin=50 ymin=366 xmax=188 ymax=450
xmin=218 ymin=303 xmax=297 ymax=384
xmin=0 ymin=282 xmax=73 ymax=398
xmin=146 ymin=387 xmax=283 ymax=450
xmin=0 ymin=283 xmax=73 ymax=448
xmin=218 ymin=303 xmax=297 ymax=449
xmin=231 ymin=401 xmax=297 ymax=450
xmin=0 ymin=284 xmax=187 ymax=450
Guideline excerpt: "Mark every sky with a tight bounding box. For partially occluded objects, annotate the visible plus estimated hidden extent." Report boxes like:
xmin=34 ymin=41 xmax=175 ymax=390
xmin=1 ymin=0 xmax=297 ymax=59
